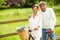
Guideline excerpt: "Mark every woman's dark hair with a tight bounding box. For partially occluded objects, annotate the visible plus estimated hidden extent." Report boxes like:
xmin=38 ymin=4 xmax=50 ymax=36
xmin=32 ymin=5 xmax=38 ymax=9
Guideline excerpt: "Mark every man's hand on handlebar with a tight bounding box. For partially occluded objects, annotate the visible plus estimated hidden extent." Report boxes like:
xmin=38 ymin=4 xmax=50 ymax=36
xmin=45 ymin=29 xmax=54 ymax=33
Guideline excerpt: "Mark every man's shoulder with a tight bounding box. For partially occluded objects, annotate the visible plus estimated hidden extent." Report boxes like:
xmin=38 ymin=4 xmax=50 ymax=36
xmin=47 ymin=8 xmax=53 ymax=11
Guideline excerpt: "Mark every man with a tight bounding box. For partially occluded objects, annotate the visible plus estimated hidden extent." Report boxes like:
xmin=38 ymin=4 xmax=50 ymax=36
xmin=38 ymin=1 xmax=56 ymax=40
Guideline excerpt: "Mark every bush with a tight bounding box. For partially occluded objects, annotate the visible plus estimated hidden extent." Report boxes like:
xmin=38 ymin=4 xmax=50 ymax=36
xmin=0 ymin=0 xmax=6 ymax=6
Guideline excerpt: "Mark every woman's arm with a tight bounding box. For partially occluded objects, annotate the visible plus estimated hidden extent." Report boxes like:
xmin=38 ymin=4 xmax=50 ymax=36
xmin=34 ymin=15 xmax=42 ymax=30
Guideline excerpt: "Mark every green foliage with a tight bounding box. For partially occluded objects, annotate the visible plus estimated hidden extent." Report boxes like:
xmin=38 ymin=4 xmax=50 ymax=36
xmin=54 ymin=0 xmax=60 ymax=5
xmin=0 ymin=0 xmax=6 ymax=5
xmin=45 ymin=0 xmax=60 ymax=6
xmin=45 ymin=0 xmax=55 ymax=6
xmin=0 ymin=0 xmax=6 ymax=6
xmin=24 ymin=0 xmax=34 ymax=6
xmin=0 ymin=0 xmax=60 ymax=8
xmin=34 ymin=0 xmax=40 ymax=4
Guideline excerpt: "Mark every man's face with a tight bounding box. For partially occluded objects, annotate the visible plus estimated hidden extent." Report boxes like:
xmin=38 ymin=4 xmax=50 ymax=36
xmin=40 ymin=3 xmax=46 ymax=12
xmin=32 ymin=7 xmax=38 ymax=14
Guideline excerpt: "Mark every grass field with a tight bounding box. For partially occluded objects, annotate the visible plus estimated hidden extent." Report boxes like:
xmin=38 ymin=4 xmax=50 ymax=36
xmin=0 ymin=7 xmax=60 ymax=40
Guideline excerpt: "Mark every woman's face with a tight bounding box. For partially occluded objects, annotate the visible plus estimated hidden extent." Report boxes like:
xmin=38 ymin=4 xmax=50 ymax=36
xmin=32 ymin=7 xmax=38 ymax=14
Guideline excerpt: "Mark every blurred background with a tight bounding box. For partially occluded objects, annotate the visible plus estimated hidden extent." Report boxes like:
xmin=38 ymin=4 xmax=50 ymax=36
xmin=0 ymin=0 xmax=60 ymax=40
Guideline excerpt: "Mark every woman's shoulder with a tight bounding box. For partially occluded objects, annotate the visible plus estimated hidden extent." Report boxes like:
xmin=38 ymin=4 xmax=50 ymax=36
xmin=28 ymin=14 xmax=33 ymax=19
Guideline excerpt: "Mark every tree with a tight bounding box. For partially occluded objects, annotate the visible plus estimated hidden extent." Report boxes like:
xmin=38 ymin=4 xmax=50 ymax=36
xmin=45 ymin=0 xmax=60 ymax=6
xmin=54 ymin=0 xmax=60 ymax=5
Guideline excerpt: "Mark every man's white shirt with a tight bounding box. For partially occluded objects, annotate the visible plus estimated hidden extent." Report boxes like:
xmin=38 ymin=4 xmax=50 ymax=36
xmin=38 ymin=8 xmax=56 ymax=30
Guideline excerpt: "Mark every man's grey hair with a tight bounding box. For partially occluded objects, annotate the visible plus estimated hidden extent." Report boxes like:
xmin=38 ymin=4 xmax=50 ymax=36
xmin=39 ymin=1 xmax=47 ymax=6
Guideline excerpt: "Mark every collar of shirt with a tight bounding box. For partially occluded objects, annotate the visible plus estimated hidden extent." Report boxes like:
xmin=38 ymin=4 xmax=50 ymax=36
xmin=30 ymin=13 xmax=39 ymax=19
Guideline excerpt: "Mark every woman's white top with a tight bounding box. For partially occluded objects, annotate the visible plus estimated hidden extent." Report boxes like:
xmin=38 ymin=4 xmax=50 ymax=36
xmin=28 ymin=13 xmax=42 ymax=37
xmin=28 ymin=13 xmax=42 ymax=30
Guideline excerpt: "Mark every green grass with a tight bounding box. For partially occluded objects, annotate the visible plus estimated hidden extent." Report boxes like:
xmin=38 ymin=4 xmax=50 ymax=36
xmin=0 ymin=7 xmax=60 ymax=40
xmin=0 ymin=7 xmax=60 ymax=22
xmin=0 ymin=21 xmax=28 ymax=35
xmin=0 ymin=8 xmax=32 ymax=22
xmin=0 ymin=21 xmax=28 ymax=40
xmin=0 ymin=35 xmax=20 ymax=40
xmin=55 ymin=27 xmax=60 ymax=35
xmin=56 ymin=17 xmax=60 ymax=25
xmin=0 ymin=25 xmax=60 ymax=40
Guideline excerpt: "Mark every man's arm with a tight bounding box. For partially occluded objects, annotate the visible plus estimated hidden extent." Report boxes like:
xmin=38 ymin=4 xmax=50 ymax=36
xmin=50 ymin=8 xmax=56 ymax=31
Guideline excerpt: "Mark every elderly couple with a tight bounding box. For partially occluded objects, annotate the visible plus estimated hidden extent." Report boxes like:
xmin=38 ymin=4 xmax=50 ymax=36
xmin=28 ymin=1 xmax=56 ymax=40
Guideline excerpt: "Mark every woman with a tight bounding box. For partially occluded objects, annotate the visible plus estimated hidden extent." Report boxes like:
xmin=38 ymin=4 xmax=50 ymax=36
xmin=28 ymin=5 xmax=42 ymax=40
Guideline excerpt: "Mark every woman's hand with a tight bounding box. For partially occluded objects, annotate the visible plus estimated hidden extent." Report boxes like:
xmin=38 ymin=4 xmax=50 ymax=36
xmin=34 ymin=26 xmax=40 ymax=30
xmin=34 ymin=28 xmax=38 ymax=30
xmin=28 ymin=15 xmax=31 ymax=18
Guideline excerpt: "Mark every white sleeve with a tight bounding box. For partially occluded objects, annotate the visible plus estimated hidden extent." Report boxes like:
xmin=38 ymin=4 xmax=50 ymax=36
xmin=50 ymin=8 xmax=56 ymax=30
xmin=27 ymin=15 xmax=32 ymax=26
xmin=27 ymin=18 xmax=31 ymax=30
xmin=28 ymin=18 xmax=30 ymax=26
